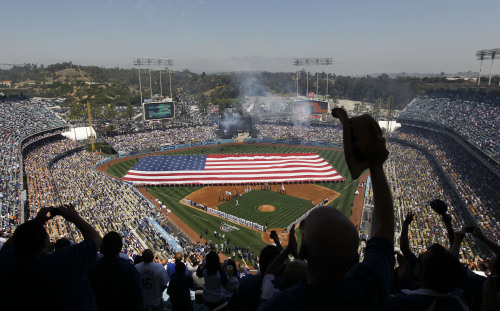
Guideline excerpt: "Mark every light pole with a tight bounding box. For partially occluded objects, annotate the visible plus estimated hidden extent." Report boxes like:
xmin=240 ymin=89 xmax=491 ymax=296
xmin=292 ymin=57 xmax=333 ymax=98
xmin=476 ymin=49 xmax=500 ymax=86
xmin=133 ymin=57 xmax=175 ymax=101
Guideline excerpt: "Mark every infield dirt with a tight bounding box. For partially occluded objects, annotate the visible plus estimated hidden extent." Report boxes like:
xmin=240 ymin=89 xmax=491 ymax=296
xmin=184 ymin=184 xmax=339 ymax=209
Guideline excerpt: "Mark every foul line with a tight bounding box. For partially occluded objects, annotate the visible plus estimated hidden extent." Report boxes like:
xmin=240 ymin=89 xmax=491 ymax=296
xmin=192 ymin=214 xmax=208 ymax=222
xmin=148 ymin=188 xmax=185 ymax=202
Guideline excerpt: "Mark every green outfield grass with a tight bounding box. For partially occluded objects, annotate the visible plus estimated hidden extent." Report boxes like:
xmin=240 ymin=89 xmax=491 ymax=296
xmin=106 ymin=144 xmax=360 ymax=256
xmin=107 ymin=158 xmax=140 ymax=178
xmin=147 ymin=186 xmax=268 ymax=253
xmin=218 ymin=190 xmax=313 ymax=228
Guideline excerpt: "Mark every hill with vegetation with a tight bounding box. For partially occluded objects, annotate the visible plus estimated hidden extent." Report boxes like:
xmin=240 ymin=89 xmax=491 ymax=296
xmin=2 ymin=62 xmax=493 ymax=124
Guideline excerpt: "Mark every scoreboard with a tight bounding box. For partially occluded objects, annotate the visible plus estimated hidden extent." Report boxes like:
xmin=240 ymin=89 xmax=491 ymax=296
xmin=293 ymin=100 xmax=329 ymax=115
xmin=143 ymin=101 xmax=175 ymax=120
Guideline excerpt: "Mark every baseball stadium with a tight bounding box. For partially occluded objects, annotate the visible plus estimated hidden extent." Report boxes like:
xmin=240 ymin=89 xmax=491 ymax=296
xmin=1 ymin=66 xmax=499 ymax=310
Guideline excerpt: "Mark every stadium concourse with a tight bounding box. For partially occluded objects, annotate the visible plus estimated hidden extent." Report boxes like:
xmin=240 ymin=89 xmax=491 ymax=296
xmin=1 ymin=89 xmax=499 ymax=310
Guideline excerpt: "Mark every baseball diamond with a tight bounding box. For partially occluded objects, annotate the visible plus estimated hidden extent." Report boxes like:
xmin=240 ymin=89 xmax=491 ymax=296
xmin=102 ymin=143 xmax=361 ymax=257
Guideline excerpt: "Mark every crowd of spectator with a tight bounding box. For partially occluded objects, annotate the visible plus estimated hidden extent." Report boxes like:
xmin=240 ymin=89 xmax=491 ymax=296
xmin=0 ymin=99 xmax=66 ymax=235
xmin=399 ymin=91 xmax=500 ymax=160
xmin=101 ymin=122 xmax=345 ymax=155
xmin=48 ymin=144 xmax=170 ymax=257
xmin=366 ymin=141 xmax=480 ymax=263
xmin=391 ymin=127 xmax=500 ymax=245
xmin=23 ymin=137 xmax=80 ymax=239
xmin=103 ymin=126 xmax=218 ymax=152
xmin=255 ymin=123 xmax=343 ymax=142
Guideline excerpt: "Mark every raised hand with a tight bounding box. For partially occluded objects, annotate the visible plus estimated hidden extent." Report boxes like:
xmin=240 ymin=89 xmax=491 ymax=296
xmin=403 ymin=211 xmax=414 ymax=226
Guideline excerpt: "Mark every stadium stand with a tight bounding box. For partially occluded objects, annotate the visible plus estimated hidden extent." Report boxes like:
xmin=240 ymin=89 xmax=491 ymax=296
xmin=1 ymin=92 xmax=500 ymax=310
xmin=255 ymin=123 xmax=343 ymax=142
xmin=103 ymin=126 xmax=218 ymax=152
xmin=399 ymin=91 xmax=500 ymax=161
xmin=365 ymin=141 xmax=482 ymax=263
xmin=101 ymin=122 xmax=343 ymax=153
xmin=390 ymin=127 xmax=500 ymax=245
xmin=0 ymin=100 xmax=67 ymax=235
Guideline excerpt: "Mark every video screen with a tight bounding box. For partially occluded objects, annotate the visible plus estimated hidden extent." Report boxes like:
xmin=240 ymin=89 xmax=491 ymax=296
xmin=293 ymin=100 xmax=328 ymax=114
xmin=143 ymin=102 xmax=175 ymax=120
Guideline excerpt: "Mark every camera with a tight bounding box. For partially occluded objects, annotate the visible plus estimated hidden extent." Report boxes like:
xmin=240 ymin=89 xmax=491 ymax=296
xmin=429 ymin=199 xmax=447 ymax=215
xmin=270 ymin=230 xmax=278 ymax=239
xmin=465 ymin=226 xmax=475 ymax=233
xmin=50 ymin=207 xmax=63 ymax=217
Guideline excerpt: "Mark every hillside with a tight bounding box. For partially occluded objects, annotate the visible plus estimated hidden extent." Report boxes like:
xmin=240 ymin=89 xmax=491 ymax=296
xmin=2 ymin=62 xmax=495 ymax=118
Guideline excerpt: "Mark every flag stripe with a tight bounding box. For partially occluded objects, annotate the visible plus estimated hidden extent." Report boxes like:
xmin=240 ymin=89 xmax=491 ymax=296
xmin=123 ymin=153 xmax=344 ymax=185
xmin=122 ymin=176 xmax=342 ymax=184
xmin=125 ymin=164 xmax=334 ymax=175
xmin=124 ymin=172 xmax=340 ymax=179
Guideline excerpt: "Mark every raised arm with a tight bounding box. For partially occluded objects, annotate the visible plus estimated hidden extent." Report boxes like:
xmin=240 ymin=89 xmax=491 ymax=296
xmin=57 ymin=203 xmax=102 ymax=250
xmin=265 ymin=225 xmax=298 ymax=276
xmin=368 ymin=148 xmax=394 ymax=242
xmin=472 ymin=227 xmax=500 ymax=256
xmin=449 ymin=227 xmax=466 ymax=258
xmin=400 ymin=211 xmax=414 ymax=260
xmin=2 ymin=206 xmax=54 ymax=249
xmin=270 ymin=230 xmax=283 ymax=252
xmin=442 ymin=213 xmax=455 ymax=247
xmin=331 ymin=107 xmax=393 ymax=241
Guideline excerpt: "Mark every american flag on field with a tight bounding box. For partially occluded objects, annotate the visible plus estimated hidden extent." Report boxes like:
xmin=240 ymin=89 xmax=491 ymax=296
xmin=122 ymin=153 xmax=344 ymax=185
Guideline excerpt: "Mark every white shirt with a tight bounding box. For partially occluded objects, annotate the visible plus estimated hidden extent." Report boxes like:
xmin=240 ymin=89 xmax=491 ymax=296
xmin=135 ymin=262 xmax=170 ymax=307
xmin=261 ymin=274 xmax=280 ymax=300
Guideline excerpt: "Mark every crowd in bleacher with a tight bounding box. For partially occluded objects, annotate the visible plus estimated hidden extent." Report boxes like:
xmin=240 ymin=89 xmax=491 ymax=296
xmin=26 ymin=138 xmax=173 ymax=257
xmin=399 ymin=91 xmax=500 ymax=160
xmin=103 ymin=126 xmax=218 ymax=152
xmin=102 ymin=122 xmax=344 ymax=154
xmin=391 ymin=127 xmax=500 ymax=245
xmin=0 ymin=100 xmax=66 ymax=236
xmin=255 ymin=123 xmax=343 ymax=142
xmin=368 ymin=142 xmax=481 ymax=263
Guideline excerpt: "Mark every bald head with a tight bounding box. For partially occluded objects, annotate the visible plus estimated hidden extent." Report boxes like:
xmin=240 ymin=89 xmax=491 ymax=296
xmin=300 ymin=206 xmax=359 ymax=284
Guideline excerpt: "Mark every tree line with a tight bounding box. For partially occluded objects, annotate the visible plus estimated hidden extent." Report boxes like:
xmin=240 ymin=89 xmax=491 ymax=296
xmin=1 ymin=62 xmax=479 ymax=116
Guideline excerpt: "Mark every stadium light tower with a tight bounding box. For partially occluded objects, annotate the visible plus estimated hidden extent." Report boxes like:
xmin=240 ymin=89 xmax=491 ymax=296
xmin=133 ymin=57 xmax=175 ymax=103
xmin=476 ymin=49 xmax=500 ymax=86
xmin=293 ymin=57 xmax=333 ymax=98
xmin=486 ymin=49 xmax=499 ymax=85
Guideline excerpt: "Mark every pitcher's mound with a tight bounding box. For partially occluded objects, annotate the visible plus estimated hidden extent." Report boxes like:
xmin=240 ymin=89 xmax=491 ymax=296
xmin=258 ymin=205 xmax=275 ymax=212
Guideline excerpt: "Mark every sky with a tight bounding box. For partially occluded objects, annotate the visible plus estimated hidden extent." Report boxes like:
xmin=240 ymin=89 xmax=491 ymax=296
xmin=2 ymin=0 xmax=500 ymax=75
